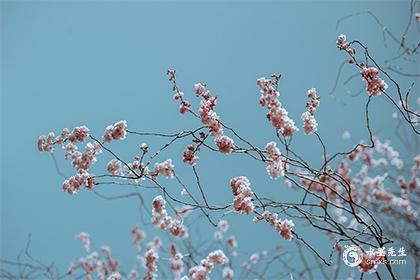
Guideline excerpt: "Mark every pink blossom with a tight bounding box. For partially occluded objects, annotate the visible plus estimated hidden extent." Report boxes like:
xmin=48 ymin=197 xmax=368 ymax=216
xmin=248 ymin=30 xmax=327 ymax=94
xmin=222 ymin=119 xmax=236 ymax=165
xmin=101 ymin=246 xmax=119 ymax=272
xmin=183 ymin=144 xmax=199 ymax=165
xmin=127 ymin=270 xmax=138 ymax=280
xmin=230 ymin=176 xmax=255 ymax=214
xmin=301 ymin=88 xmax=320 ymax=135
xmin=37 ymin=132 xmax=55 ymax=152
xmin=131 ymin=225 xmax=146 ymax=252
xmin=103 ymin=120 xmax=127 ymax=143
xmin=173 ymin=91 xmax=184 ymax=100
xmin=69 ymin=126 xmax=90 ymax=143
xmin=257 ymin=77 xmax=298 ymax=137
xmin=107 ymin=159 xmax=122 ymax=175
xmin=55 ymin=128 xmax=70 ymax=145
xmin=142 ymin=249 xmax=159 ymax=280
xmin=278 ymin=219 xmax=294 ymax=240
xmin=336 ymin=34 xmax=349 ymax=50
xmin=199 ymin=97 xmax=223 ymax=136
xmin=151 ymin=196 xmax=188 ymax=239
xmin=265 ymin=141 xmax=284 ymax=179
xmin=38 ymin=126 xmax=90 ymax=152
xmin=301 ymin=111 xmax=318 ymax=134
xmin=207 ymin=250 xmax=228 ymax=265
xmin=71 ymin=142 xmax=102 ymax=171
xmin=226 ymin=235 xmax=237 ymax=249
xmin=249 ymin=253 xmax=260 ymax=264
xmin=214 ymin=231 xmax=223 ymax=240
xmin=194 ymin=83 xmax=206 ymax=96
xmin=222 ymin=267 xmax=234 ymax=280
xmin=374 ymin=138 xmax=403 ymax=169
xmin=215 ymin=135 xmax=234 ymax=154
xmin=188 ymin=250 xmax=228 ymax=280
xmin=254 ymin=210 xmax=295 ymax=241
xmin=97 ymin=260 xmax=109 ymax=280
xmin=169 ymin=244 xmax=184 ymax=279
xmin=188 ymin=265 xmax=208 ymax=280
xmin=358 ymin=253 xmax=384 ymax=274
xmin=107 ymin=272 xmax=122 ymax=280
xmin=360 ymin=67 xmax=388 ymax=96
xmin=62 ymin=171 xmax=95 ymax=194
xmin=153 ymin=159 xmax=174 ymax=179
xmin=64 ymin=142 xmax=77 ymax=159
xmin=218 ymin=220 xmax=229 ymax=232
xmin=179 ymin=101 xmax=191 ymax=115
xmin=77 ymin=232 xmax=91 ymax=252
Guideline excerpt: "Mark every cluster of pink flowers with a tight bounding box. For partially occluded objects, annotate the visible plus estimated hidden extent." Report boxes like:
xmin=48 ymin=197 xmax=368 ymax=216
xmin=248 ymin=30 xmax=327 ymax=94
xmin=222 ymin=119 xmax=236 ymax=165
xmin=62 ymin=171 xmax=96 ymax=194
xmin=195 ymin=83 xmax=235 ymax=154
xmin=62 ymin=140 xmax=102 ymax=194
xmin=226 ymin=235 xmax=238 ymax=251
xmin=301 ymin=88 xmax=320 ymax=135
xmin=107 ymin=159 xmax=122 ymax=175
xmin=169 ymin=244 xmax=184 ymax=279
xmin=144 ymin=237 xmax=162 ymax=252
xmin=38 ymin=125 xmax=108 ymax=194
xmin=127 ymin=270 xmax=138 ymax=280
xmin=152 ymin=159 xmax=174 ymax=179
xmin=359 ymin=170 xmax=417 ymax=220
xmin=38 ymin=126 xmax=90 ymax=152
xmin=342 ymin=136 xmax=418 ymax=220
xmin=374 ymin=138 xmax=403 ymax=169
xmin=71 ymin=142 xmax=102 ymax=171
xmin=173 ymin=91 xmax=192 ymax=115
xmin=68 ymin=251 xmax=98 ymax=280
xmin=77 ymin=232 xmax=91 ymax=253
xmin=187 ymin=250 xmax=228 ymax=280
xmin=213 ymin=220 xmax=238 ymax=257
xmin=68 ymin=245 xmax=119 ymax=280
xmin=256 ymin=77 xmax=298 ymax=137
xmin=301 ymin=163 xmax=352 ymax=202
xmin=222 ymin=267 xmax=234 ymax=280
xmin=265 ymin=141 xmax=285 ymax=179
xmin=358 ymin=252 xmax=385 ymax=274
xmin=37 ymin=132 xmax=56 ymax=152
xmin=241 ymin=250 xmax=268 ymax=271
xmin=131 ymin=225 xmax=146 ymax=252
xmin=196 ymin=84 xmax=222 ymax=135
xmin=402 ymin=155 xmax=420 ymax=190
xmin=336 ymin=34 xmax=355 ymax=55
xmin=107 ymin=272 xmax=123 ymax=280
xmin=360 ymin=67 xmax=388 ymax=96
xmin=230 ymin=176 xmax=255 ymax=215
xmin=183 ymin=144 xmax=199 ymax=165
xmin=101 ymin=246 xmax=119 ymax=273
xmin=142 ymin=249 xmax=159 ymax=280
xmin=214 ymin=135 xmax=234 ymax=154
xmin=151 ymin=196 xmax=188 ymax=239
xmin=213 ymin=220 xmax=229 ymax=241
xmin=169 ymin=76 xmax=235 ymax=155
xmin=337 ymin=34 xmax=387 ymax=96
xmin=167 ymin=69 xmax=191 ymax=115
xmin=253 ymin=210 xmax=295 ymax=241
xmin=103 ymin=120 xmax=127 ymax=143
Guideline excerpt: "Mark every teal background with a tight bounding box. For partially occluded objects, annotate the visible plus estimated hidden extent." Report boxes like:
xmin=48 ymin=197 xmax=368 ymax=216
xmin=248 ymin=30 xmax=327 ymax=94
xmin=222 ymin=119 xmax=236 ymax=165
xmin=1 ymin=0 xmax=418 ymax=279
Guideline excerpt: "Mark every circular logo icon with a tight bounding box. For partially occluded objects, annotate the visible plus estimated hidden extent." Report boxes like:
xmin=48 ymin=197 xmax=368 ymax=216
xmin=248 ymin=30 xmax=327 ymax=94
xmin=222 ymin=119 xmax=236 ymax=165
xmin=342 ymin=245 xmax=362 ymax=267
